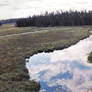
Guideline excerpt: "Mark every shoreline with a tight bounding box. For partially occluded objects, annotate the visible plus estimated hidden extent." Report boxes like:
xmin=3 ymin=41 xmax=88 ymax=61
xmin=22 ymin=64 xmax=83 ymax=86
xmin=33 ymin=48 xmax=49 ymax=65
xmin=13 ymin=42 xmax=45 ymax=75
xmin=0 ymin=25 xmax=90 ymax=92
xmin=26 ymin=34 xmax=90 ymax=58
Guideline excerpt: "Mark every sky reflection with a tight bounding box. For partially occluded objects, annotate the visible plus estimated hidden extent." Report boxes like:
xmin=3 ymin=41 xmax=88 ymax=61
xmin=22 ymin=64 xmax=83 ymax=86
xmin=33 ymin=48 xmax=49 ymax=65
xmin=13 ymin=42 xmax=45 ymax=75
xmin=26 ymin=35 xmax=92 ymax=92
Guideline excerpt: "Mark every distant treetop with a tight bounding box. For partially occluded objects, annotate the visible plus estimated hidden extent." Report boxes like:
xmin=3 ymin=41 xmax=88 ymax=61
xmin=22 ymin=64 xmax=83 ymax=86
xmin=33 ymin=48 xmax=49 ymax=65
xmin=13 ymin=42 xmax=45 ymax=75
xmin=16 ymin=10 xmax=92 ymax=27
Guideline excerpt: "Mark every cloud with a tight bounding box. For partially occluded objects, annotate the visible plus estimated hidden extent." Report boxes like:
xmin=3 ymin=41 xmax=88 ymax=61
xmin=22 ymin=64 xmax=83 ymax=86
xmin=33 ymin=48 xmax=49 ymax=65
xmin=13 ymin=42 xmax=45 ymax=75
xmin=0 ymin=3 xmax=8 ymax=7
xmin=0 ymin=0 xmax=9 ymax=7
xmin=0 ymin=0 xmax=92 ymax=19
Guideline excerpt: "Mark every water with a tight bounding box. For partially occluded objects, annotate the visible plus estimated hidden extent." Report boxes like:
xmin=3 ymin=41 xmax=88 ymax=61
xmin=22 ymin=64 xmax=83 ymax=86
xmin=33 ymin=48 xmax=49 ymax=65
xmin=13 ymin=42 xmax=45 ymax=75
xmin=26 ymin=35 xmax=92 ymax=92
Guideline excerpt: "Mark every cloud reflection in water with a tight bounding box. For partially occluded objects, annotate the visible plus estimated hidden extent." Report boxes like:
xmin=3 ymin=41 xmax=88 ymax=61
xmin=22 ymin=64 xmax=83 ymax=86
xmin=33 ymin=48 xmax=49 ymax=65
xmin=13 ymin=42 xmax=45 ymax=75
xmin=26 ymin=35 xmax=92 ymax=92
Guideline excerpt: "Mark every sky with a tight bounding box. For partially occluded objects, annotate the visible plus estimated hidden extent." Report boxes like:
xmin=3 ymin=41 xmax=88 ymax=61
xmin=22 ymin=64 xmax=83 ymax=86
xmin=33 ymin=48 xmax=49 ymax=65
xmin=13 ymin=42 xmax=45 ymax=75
xmin=0 ymin=0 xmax=92 ymax=19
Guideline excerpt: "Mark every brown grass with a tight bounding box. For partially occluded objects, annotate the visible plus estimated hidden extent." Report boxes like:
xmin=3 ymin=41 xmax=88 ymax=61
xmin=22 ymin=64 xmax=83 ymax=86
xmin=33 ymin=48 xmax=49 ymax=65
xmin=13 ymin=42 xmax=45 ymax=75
xmin=0 ymin=24 xmax=90 ymax=92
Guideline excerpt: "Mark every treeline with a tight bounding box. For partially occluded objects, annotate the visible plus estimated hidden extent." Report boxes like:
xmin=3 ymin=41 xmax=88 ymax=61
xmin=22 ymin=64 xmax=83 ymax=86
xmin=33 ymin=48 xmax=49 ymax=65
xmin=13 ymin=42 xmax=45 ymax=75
xmin=0 ymin=22 xmax=1 ymax=26
xmin=1 ymin=19 xmax=17 ymax=24
xmin=16 ymin=10 xmax=92 ymax=27
xmin=0 ymin=19 xmax=17 ymax=26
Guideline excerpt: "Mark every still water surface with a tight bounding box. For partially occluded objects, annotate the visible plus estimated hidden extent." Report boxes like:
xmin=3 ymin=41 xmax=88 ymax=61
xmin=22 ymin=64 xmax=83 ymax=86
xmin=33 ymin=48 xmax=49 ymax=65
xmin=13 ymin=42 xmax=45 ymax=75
xmin=26 ymin=35 xmax=92 ymax=92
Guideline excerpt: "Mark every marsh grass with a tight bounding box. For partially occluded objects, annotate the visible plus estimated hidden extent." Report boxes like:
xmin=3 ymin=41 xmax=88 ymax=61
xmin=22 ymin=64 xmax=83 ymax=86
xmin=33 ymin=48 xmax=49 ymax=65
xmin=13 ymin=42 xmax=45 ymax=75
xmin=88 ymin=52 xmax=92 ymax=63
xmin=0 ymin=24 xmax=90 ymax=92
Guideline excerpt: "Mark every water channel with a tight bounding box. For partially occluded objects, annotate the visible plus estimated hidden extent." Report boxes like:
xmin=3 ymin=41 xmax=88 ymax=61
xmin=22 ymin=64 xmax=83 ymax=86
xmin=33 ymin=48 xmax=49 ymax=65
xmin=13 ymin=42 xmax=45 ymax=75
xmin=26 ymin=35 xmax=92 ymax=92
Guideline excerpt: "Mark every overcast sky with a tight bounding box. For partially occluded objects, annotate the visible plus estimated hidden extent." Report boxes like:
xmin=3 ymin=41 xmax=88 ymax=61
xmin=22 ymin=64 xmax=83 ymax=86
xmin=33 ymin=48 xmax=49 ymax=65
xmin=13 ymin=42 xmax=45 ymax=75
xmin=0 ymin=0 xmax=92 ymax=19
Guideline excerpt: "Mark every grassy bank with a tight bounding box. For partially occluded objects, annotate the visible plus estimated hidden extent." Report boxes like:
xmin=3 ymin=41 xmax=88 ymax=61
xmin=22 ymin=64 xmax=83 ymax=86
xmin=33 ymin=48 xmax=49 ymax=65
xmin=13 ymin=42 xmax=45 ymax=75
xmin=0 ymin=24 xmax=90 ymax=92
xmin=88 ymin=52 xmax=92 ymax=63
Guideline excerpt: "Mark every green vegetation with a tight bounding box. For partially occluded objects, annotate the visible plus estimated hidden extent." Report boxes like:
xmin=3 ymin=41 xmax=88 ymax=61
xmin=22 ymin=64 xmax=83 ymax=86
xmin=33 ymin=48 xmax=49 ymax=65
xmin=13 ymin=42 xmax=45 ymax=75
xmin=88 ymin=52 xmax=92 ymax=63
xmin=0 ymin=24 xmax=90 ymax=92
xmin=0 ymin=24 xmax=44 ymax=36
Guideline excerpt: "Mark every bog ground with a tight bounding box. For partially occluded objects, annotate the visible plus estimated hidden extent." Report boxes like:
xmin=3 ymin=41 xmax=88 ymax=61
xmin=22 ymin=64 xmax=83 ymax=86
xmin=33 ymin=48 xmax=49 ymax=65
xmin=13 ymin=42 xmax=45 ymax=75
xmin=0 ymin=24 xmax=91 ymax=92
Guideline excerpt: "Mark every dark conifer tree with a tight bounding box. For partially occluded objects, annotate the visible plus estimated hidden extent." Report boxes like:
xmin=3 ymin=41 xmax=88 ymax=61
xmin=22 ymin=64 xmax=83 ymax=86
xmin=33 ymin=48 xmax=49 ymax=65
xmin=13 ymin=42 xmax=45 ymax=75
xmin=16 ymin=10 xmax=92 ymax=27
xmin=0 ymin=22 xmax=2 ymax=26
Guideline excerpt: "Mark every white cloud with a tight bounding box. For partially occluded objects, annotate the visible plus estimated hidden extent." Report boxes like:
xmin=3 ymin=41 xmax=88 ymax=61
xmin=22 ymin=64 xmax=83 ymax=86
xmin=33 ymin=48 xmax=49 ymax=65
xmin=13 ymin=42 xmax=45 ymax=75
xmin=0 ymin=0 xmax=92 ymax=19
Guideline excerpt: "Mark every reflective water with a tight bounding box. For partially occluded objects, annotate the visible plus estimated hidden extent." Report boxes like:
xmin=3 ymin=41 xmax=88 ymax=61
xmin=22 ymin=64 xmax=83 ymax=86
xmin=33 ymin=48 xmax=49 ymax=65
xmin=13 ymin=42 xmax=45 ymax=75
xmin=26 ymin=35 xmax=92 ymax=92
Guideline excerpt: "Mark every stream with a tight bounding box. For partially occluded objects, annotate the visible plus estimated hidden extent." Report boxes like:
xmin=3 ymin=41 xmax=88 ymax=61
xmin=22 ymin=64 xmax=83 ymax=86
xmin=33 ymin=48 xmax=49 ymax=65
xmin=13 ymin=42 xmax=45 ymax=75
xmin=26 ymin=35 xmax=92 ymax=92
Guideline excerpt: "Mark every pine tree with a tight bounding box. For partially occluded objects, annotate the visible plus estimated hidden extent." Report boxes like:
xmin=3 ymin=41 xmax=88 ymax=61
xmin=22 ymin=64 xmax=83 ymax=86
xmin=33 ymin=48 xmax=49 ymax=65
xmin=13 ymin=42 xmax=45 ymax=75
xmin=16 ymin=10 xmax=92 ymax=27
